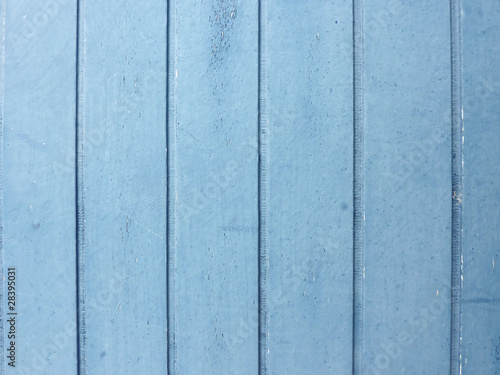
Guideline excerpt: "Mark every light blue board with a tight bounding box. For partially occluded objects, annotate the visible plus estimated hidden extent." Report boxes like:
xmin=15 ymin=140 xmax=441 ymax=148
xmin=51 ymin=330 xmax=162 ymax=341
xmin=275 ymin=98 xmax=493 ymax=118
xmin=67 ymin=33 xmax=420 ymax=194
xmin=172 ymin=1 xmax=259 ymax=374
xmin=461 ymin=1 xmax=500 ymax=373
xmin=79 ymin=0 xmax=168 ymax=373
xmin=1 ymin=1 xmax=78 ymax=374
xmin=266 ymin=1 xmax=354 ymax=374
xmin=363 ymin=2 xmax=452 ymax=374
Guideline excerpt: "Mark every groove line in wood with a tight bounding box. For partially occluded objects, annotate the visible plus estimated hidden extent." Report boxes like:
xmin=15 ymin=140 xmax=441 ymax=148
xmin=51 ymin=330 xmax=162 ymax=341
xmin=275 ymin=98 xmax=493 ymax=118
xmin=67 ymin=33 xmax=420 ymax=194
xmin=258 ymin=0 xmax=269 ymax=373
xmin=76 ymin=0 xmax=87 ymax=373
xmin=450 ymin=0 xmax=464 ymax=373
xmin=353 ymin=0 xmax=365 ymax=373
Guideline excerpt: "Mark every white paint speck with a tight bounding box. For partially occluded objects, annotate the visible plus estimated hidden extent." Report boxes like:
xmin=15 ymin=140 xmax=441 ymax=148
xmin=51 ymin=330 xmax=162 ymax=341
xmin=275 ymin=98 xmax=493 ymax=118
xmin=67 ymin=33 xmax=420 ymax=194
xmin=461 ymin=255 xmax=464 ymax=287
xmin=436 ymin=289 xmax=439 ymax=296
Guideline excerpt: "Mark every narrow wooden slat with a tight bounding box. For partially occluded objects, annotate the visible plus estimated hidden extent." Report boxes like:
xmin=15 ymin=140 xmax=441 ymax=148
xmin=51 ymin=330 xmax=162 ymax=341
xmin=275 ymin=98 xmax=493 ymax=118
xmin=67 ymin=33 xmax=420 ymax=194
xmin=266 ymin=1 xmax=354 ymax=373
xmin=461 ymin=1 xmax=500 ymax=373
xmin=79 ymin=1 xmax=168 ymax=373
xmin=362 ymin=2 xmax=452 ymax=373
xmin=172 ymin=1 xmax=259 ymax=373
xmin=1 ymin=1 xmax=78 ymax=373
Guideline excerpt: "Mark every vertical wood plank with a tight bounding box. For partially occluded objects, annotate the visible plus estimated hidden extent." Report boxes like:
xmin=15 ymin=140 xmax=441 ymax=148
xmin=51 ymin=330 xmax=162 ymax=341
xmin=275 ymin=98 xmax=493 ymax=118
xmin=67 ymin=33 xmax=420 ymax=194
xmin=362 ymin=2 xmax=452 ymax=373
xmin=266 ymin=1 xmax=354 ymax=373
xmin=1 ymin=0 xmax=78 ymax=373
xmin=79 ymin=1 xmax=168 ymax=373
xmin=171 ymin=1 xmax=259 ymax=374
xmin=461 ymin=1 xmax=500 ymax=373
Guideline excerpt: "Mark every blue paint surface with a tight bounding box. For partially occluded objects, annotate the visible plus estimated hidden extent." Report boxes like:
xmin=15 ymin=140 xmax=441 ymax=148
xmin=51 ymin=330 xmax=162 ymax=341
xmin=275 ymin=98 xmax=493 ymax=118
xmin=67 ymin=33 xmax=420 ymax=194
xmin=172 ymin=1 xmax=259 ymax=373
xmin=1 ymin=1 xmax=78 ymax=374
xmin=461 ymin=1 xmax=500 ymax=373
xmin=79 ymin=1 xmax=168 ymax=374
xmin=0 ymin=1 xmax=498 ymax=374
xmin=363 ymin=2 xmax=453 ymax=374
xmin=266 ymin=1 xmax=353 ymax=373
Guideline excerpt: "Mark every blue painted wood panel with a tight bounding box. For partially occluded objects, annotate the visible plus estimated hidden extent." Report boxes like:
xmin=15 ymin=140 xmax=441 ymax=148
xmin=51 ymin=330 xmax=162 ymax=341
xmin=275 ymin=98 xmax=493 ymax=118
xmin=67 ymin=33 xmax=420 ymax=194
xmin=266 ymin=1 xmax=353 ymax=373
xmin=363 ymin=2 xmax=453 ymax=374
xmin=171 ymin=1 xmax=259 ymax=373
xmin=0 ymin=1 xmax=499 ymax=374
xmin=461 ymin=1 xmax=500 ymax=373
xmin=1 ymin=1 xmax=78 ymax=374
xmin=79 ymin=1 xmax=168 ymax=374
